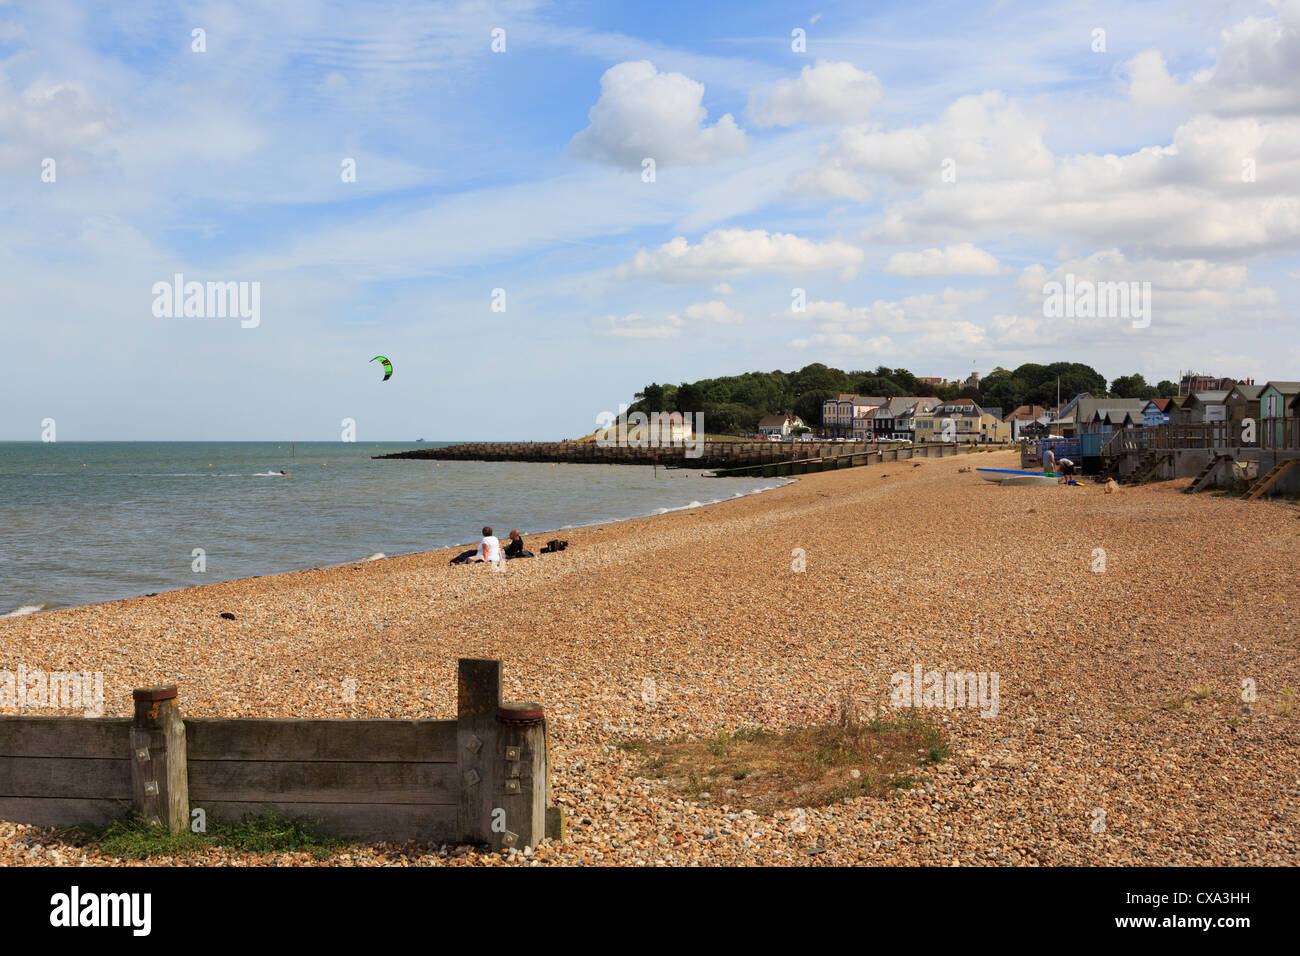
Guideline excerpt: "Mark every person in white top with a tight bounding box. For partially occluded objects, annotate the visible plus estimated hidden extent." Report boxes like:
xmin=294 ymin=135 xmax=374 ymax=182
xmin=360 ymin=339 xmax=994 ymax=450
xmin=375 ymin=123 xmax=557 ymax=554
xmin=475 ymin=526 xmax=501 ymax=563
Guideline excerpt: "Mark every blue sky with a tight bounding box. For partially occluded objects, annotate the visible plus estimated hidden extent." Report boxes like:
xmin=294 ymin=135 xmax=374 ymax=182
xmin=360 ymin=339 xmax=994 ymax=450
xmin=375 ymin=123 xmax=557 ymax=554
xmin=1 ymin=0 xmax=1297 ymax=440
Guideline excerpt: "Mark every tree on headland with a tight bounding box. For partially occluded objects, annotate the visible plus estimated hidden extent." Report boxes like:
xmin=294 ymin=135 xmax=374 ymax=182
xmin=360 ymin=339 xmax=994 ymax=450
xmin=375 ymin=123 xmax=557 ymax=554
xmin=675 ymin=382 xmax=705 ymax=413
xmin=635 ymin=383 xmax=668 ymax=410
xmin=1109 ymin=373 xmax=1157 ymax=400
xmin=888 ymin=368 xmax=920 ymax=395
xmin=974 ymin=362 xmax=1106 ymax=413
xmin=1155 ymin=379 xmax=1178 ymax=398
xmin=978 ymin=367 xmax=1016 ymax=411
xmin=1022 ymin=363 xmax=1108 ymax=410
xmin=794 ymin=389 xmax=836 ymax=427
xmin=851 ymin=376 xmax=906 ymax=398
xmin=791 ymin=363 xmax=852 ymax=396
xmin=702 ymin=402 xmax=759 ymax=433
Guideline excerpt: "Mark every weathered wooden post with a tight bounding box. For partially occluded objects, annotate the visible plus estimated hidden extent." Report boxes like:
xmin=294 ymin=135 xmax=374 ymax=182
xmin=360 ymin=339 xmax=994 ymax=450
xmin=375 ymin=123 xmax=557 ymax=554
xmin=455 ymin=659 xmax=556 ymax=852
xmin=130 ymin=685 xmax=189 ymax=833
xmin=496 ymin=701 xmax=547 ymax=851
xmin=456 ymin=659 xmax=500 ymax=846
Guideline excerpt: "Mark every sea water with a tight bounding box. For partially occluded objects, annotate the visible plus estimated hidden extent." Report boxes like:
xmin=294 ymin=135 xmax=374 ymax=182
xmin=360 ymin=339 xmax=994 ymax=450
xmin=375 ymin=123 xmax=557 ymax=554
xmin=0 ymin=442 xmax=788 ymax=614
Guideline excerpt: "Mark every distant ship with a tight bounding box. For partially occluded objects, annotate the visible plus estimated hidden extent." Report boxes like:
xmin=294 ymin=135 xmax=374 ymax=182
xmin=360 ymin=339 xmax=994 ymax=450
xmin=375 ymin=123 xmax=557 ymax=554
xmin=416 ymin=438 xmax=425 ymax=442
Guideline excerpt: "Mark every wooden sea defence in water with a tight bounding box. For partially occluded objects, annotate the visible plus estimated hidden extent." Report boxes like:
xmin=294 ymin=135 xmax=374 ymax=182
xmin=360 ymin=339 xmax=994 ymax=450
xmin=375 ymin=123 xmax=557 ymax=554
xmin=376 ymin=440 xmax=969 ymax=476
xmin=0 ymin=659 xmax=558 ymax=849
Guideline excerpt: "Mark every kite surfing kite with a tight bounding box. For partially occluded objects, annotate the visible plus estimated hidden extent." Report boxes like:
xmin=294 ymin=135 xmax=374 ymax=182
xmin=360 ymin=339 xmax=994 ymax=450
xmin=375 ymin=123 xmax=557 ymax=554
xmin=370 ymin=355 xmax=393 ymax=381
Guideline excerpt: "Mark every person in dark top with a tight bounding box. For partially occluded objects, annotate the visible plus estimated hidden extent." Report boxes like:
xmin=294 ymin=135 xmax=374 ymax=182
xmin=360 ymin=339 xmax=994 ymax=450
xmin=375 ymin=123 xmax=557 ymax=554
xmin=503 ymin=529 xmax=532 ymax=558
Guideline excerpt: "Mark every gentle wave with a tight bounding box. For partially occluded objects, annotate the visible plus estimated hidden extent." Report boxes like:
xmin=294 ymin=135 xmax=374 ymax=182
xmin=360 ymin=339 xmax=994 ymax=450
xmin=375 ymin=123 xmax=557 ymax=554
xmin=650 ymin=484 xmax=791 ymax=515
xmin=1 ymin=603 xmax=49 ymax=618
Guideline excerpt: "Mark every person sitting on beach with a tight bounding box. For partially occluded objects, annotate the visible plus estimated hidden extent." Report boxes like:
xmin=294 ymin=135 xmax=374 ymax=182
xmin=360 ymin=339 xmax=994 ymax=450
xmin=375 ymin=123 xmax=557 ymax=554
xmin=474 ymin=526 xmax=500 ymax=563
xmin=449 ymin=526 xmax=501 ymax=565
xmin=503 ymin=529 xmax=533 ymax=559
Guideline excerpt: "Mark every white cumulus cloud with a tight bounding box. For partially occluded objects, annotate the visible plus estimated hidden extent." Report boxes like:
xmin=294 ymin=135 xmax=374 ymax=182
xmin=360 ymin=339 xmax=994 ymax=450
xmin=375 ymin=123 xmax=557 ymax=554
xmin=1126 ymin=2 xmax=1300 ymax=117
xmin=673 ymin=300 xmax=745 ymax=324
xmin=616 ymin=228 xmax=863 ymax=281
xmin=778 ymin=289 xmax=988 ymax=356
xmin=793 ymin=91 xmax=1054 ymax=200
xmin=884 ymin=243 xmax=1002 ymax=277
xmin=594 ymin=312 xmax=684 ymax=339
xmin=1014 ymin=249 xmax=1278 ymax=336
xmin=570 ymin=60 xmax=749 ymax=168
xmin=748 ymin=60 xmax=883 ymax=127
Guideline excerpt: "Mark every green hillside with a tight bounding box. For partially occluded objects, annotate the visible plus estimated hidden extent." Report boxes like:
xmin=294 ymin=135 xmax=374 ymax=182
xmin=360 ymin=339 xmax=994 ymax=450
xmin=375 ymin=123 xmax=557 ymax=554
xmin=625 ymin=363 xmax=1172 ymax=434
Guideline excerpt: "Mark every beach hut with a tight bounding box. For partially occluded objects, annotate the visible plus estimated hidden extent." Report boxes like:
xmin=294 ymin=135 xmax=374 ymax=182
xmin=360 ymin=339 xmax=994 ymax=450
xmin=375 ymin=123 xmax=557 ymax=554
xmin=1179 ymin=390 xmax=1231 ymax=423
xmin=1080 ymin=409 xmax=1138 ymax=471
xmin=1141 ymin=398 xmax=1172 ymax=427
xmin=1260 ymin=382 xmax=1300 ymax=447
xmin=1224 ymin=384 xmax=1263 ymax=426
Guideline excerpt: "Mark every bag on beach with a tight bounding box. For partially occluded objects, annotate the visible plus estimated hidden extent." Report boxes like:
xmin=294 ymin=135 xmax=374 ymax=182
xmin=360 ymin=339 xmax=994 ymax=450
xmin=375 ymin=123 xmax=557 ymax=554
xmin=540 ymin=539 xmax=568 ymax=554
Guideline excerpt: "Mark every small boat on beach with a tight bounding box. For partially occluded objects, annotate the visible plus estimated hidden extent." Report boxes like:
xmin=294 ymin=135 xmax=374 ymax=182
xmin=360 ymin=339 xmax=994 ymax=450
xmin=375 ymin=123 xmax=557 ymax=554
xmin=976 ymin=467 xmax=1060 ymax=486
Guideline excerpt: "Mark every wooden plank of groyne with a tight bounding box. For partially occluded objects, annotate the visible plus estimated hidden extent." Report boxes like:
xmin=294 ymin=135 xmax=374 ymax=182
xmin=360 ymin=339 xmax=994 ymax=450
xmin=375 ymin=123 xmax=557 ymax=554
xmin=0 ymin=717 xmax=131 ymax=759
xmin=188 ymin=759 xmax=458 ymax=804
xmin=0 ymin=755 xmax=132 ymax=799
xmin=185 ymin=719 xmax=457 ymax=763
xmin=0 ymin=797 xmax=129 ymax=827
xmin=197 ymin=800 xmax=458 ymax=843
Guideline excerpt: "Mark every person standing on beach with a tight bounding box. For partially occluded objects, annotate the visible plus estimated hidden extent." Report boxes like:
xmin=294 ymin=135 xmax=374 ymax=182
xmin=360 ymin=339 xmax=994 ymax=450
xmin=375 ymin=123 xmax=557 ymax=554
xmin=1042 ymin=445 xmax=1056 ymax=476
xmin=475 ymin=526 xmax=500 ymax=563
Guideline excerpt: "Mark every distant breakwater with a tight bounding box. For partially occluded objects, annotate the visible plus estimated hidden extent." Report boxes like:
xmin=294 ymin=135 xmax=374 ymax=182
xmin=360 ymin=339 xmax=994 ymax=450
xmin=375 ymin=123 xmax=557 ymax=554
xmin=374 ymin=440 xmax=966 ymax=474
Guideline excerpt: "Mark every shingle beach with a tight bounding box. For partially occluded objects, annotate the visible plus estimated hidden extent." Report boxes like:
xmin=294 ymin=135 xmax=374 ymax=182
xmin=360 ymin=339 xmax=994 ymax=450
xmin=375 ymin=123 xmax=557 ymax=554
xmin=3 ymin=449 xmax=1297 ymax=866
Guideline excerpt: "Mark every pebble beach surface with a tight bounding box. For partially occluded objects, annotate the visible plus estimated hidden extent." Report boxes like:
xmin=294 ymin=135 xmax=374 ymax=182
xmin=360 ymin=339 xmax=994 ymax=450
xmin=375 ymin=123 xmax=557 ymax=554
xmin=3 ymin=449 xmax=1298 ymax=866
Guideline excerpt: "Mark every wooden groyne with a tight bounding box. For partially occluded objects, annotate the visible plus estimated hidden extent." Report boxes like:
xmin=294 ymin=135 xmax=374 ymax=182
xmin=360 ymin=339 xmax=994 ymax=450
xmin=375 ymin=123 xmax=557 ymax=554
xmin=0 ymin=659 xmax=559 ymax=849
xmin=375 ymin=440 xmax=974 ymax=476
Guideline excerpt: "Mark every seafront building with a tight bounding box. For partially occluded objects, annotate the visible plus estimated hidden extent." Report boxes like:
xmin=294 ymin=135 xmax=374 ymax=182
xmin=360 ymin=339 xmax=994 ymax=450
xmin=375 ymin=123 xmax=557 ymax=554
xmin=758 ymin=412 xmax=805 ymax=439
xmin=1177 ymin=372 xmax=1251 ymax=397
xmin=858 ymin=397 xmax=940 ymax=442
xmin=820 ymin=394 xmax=888 ymax=438
xmin=913 ymin=402 xmax=1011 ymax=444
xmin=1003 ymin=405 xmax=1050 ymax=440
